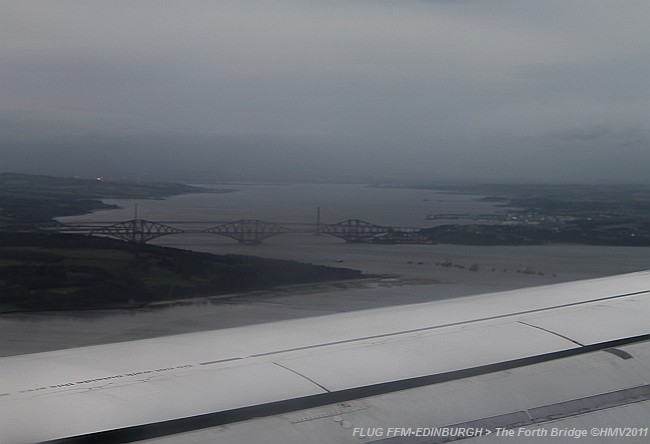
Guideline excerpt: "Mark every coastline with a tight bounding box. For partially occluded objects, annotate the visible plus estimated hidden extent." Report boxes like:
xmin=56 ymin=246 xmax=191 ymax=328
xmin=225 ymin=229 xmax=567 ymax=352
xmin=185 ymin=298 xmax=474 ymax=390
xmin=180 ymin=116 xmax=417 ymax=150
xmin=144 ymin=275 xmax=438 ymax=308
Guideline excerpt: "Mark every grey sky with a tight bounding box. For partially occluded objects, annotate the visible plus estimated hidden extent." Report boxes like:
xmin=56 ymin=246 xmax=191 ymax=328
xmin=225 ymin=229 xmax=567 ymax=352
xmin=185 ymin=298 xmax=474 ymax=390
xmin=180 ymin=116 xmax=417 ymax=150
xmin=1 ymin=1 xmax=648 ymax=183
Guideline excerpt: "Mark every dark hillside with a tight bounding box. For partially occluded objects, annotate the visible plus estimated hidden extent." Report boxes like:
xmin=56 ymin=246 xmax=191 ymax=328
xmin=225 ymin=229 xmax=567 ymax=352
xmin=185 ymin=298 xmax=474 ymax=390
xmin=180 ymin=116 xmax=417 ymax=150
xmin=0 ymin=232 xmax=363 ymax=312
xmin=0 ymin=173 xmax=220 ymax=224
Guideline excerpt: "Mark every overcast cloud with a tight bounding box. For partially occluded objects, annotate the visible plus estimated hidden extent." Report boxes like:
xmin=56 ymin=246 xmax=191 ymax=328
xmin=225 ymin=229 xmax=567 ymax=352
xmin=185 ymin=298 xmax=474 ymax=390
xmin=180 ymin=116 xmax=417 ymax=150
xmin=1 ymin=0 xmax=648 ymax=183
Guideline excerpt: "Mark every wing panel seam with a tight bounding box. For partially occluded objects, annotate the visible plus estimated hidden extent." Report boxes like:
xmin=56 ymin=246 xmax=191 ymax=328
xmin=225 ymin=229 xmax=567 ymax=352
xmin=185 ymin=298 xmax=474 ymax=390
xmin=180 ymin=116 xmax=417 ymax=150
xmin=273 ymin=361 xmax=332 ymax=393
xmin=517 ymin=320 xmax=585 ymax=346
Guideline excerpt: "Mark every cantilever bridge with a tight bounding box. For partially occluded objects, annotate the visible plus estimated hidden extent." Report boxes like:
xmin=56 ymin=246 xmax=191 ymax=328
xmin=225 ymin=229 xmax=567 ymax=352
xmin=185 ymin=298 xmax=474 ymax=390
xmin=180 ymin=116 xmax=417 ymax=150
xmin=51 ymin=218 xmax=425 ymax=245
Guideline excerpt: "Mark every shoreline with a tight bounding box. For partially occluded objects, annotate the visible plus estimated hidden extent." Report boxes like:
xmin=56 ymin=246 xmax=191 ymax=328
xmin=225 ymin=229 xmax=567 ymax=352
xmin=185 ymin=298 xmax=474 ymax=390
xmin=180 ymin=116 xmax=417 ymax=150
xmin=0 ymin=276 xmax=454 ymax=357
xmin=146 ymin=275 xmax=440 ymax=307
xmin=0 ymin=275 xmax=441 ymax=315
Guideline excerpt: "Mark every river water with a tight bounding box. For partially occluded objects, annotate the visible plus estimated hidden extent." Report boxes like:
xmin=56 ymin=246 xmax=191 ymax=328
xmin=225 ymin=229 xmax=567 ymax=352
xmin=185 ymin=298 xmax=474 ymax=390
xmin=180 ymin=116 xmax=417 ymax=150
xmin=59 ymin=183 xmax=505 ymax=226
xmin=2 ymin=183 xmax=648 ymax=356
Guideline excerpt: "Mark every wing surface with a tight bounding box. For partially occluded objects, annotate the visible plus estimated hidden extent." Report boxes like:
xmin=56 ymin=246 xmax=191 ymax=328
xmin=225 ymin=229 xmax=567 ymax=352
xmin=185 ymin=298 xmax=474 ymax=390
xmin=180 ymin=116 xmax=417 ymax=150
xmin=1 ymin=271 xmax=648 ymax=443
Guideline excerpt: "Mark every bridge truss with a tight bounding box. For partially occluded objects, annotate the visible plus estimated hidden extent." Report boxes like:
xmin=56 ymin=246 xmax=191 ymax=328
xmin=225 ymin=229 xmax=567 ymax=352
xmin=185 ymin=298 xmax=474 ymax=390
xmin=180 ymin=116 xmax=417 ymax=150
xmin=53 ymin=218 xmax=424 ymax=244
xmin=90 ymin=220 xmax=184 ymax=244
xmin=204 ymin=220 xmax=294 ymax=245
xmin=321 ymin=219 xmax=423 ymax=243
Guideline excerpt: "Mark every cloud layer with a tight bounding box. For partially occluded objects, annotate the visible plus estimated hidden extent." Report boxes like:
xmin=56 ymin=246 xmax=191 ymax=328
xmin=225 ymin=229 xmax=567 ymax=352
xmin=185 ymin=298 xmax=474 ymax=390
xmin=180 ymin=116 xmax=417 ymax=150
xmin=1 ymin=1 xmax=648 ymax=183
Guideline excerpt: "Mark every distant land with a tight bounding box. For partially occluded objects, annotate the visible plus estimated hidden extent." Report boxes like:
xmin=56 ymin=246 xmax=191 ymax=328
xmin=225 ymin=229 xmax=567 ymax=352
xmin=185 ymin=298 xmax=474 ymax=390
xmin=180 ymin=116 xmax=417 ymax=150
xmin=0 ymin=172 xmax=230 ymax=225
xmin=0 ymin=173 xmax=362 ymax=312
xmin=400 ymin=183 xmax=650 ymax=247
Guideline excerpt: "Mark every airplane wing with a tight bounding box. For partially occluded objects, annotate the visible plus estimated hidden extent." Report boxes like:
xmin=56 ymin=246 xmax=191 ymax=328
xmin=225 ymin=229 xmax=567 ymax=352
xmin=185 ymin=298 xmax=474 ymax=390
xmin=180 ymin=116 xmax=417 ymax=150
xmin=1 ymin=271 xmax=649 ymax=443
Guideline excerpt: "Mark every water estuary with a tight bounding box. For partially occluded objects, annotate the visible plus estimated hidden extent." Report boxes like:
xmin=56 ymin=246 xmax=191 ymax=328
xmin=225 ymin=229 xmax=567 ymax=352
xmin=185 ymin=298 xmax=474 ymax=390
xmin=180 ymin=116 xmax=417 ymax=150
xmin=2 ymin=184 xmax=648 ymax=356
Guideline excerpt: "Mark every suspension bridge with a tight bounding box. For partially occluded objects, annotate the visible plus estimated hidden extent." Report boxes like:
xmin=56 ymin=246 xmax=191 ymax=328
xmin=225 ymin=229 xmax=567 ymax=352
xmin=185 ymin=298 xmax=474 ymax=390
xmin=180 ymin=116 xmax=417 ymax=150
xmin=44 ymin=218 xmax=426 ymax=245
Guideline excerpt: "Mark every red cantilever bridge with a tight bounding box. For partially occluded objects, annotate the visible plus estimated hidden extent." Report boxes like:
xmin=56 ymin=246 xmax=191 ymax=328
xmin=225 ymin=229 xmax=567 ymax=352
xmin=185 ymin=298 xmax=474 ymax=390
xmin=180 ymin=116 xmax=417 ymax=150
xmin=53 ymin=219 xmax=424 ymax=245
